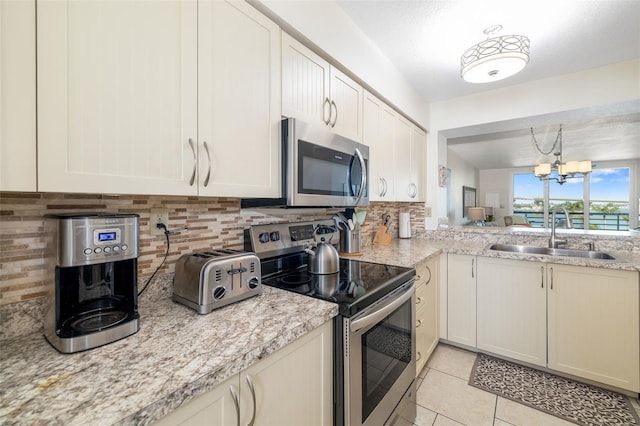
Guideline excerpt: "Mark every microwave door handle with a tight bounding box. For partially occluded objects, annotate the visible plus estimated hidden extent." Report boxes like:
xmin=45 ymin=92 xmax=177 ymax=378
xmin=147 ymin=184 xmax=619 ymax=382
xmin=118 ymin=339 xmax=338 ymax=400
xmin=353 ymin=147 xmax=367 ymax=206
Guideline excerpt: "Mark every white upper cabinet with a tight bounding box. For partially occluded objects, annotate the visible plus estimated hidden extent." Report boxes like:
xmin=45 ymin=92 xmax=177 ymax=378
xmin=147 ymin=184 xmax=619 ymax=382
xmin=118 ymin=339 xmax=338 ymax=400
xmin=36 ymin=0 xmax=280 ymax=198
xmin=363 ymin=91 xmax=396 ymax=201
xmin=1 ymin=0 xmax=36 ymax=191
xmin=198 ymin=0 xmax=281 ymax=197
xmin=410 ymin=126 xmax=426 ymax=202
xmin=282 ymin=32 xmax=363 ymax=142
xmin=37 ymin=0 xmax=199 ymax=196
xmin=395 ymin=118 xmax=425 ymax=202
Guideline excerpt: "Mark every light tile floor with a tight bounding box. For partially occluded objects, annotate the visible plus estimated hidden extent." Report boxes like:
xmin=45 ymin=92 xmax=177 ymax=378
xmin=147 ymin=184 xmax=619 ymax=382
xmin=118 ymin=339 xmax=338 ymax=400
xmin=414 ymin=343 xmax=640 ymax=426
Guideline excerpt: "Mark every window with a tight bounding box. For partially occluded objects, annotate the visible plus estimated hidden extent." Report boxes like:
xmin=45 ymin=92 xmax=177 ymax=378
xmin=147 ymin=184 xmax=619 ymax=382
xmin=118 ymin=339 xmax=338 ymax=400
xmin=513 ymin=173 xmax=544 ymax=227
xmin=512 ymin=165 xmax=634 ymax=231
xmin=589 ymin=168 xmax=630 ymax=231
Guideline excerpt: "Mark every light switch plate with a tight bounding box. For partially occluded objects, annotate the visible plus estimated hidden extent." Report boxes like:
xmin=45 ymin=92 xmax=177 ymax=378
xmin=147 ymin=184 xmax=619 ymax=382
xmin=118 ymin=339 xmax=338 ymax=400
xmin=425 ymin=206 xmax=432 ymax=217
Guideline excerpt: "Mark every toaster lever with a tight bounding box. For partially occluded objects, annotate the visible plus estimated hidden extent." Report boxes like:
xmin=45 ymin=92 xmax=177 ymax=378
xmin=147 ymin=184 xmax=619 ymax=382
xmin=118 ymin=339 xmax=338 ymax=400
xmin=227 ymin=266 xmax=247 ymax=275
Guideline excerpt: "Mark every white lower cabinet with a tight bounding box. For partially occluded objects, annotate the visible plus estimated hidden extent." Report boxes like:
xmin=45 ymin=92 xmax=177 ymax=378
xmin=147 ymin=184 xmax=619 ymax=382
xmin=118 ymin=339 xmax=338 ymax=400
xmin=476 ymin=257 xmax=547 ymax=366
xmin=446 ymin=254 xmax=476 ymax=347
xmin=415 ymin=255 xmax=439 ymax=375
xmin=155 ymin=320 xmax=333 ymax=426
xmin=548 ymin=263 xmax=639 ymax=392
xmin=474 ymin=257 xmax=640 ymax=393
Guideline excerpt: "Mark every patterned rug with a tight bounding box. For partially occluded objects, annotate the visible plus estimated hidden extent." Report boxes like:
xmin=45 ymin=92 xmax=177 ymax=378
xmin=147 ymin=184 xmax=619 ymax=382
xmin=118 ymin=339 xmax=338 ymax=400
xmin=469 ymin=353 xmax=640 ymax=426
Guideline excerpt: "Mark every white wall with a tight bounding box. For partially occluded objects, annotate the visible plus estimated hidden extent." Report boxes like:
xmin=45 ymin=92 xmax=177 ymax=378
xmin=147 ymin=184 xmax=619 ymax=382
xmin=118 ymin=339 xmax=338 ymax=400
xmin=253 ymin=0 xmax=429 ymax=127
xmin=447 ymin=148 xmax=478 ymax=225
xmin=426 ymin=59 xmax=640 ymax=229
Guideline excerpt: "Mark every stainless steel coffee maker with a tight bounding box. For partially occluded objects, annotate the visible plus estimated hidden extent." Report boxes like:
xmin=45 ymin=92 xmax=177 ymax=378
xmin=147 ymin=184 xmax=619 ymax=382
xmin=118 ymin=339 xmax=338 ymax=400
xmin=44 ymin=213 xmax=140 ymax=353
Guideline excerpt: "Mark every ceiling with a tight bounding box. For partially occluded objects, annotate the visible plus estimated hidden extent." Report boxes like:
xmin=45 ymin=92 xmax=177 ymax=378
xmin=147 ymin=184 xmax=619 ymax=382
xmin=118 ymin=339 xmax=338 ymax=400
xmin=337 ymin=0 xmax=640 ymax=170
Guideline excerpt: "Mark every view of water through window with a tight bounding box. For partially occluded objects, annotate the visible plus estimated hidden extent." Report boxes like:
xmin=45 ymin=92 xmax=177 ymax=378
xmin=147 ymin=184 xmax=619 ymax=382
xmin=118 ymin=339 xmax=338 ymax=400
xmin=513 ymin=168 xmax=631 ymax=231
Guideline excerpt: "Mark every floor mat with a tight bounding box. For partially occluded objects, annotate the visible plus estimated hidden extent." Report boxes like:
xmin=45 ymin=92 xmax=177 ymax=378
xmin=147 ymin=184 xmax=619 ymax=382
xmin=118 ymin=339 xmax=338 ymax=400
xmin=469 ymin=353 xmax=640 ymax=426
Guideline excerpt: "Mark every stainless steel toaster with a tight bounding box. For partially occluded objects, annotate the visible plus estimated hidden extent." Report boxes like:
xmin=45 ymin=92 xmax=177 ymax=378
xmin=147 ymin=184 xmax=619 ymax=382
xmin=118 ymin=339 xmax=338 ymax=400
xmin=173 ymin=249 xmax=262 ymax=314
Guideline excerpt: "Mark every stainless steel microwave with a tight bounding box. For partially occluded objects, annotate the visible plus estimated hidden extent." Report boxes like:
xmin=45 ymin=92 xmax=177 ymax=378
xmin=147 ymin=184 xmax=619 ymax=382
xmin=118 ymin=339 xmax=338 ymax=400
xmin=242 ymin=118 xmax=369 ymax=208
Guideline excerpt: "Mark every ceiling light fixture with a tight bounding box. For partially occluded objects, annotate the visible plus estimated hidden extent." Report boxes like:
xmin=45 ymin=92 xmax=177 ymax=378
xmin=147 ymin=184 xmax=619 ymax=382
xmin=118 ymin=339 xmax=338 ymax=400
xmin=532 ymin=124 xmax=592 ymax=185
xmin=461 ymin=25 xmax=530 ymax=84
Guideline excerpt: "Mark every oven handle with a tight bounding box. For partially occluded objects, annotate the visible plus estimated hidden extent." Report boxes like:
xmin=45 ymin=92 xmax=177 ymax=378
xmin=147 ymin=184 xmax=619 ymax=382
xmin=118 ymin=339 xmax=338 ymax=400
xmin=350 ymin=282 xmax=413 ymax=333
xmin=353 ymin=147 xmax=367 ymax=206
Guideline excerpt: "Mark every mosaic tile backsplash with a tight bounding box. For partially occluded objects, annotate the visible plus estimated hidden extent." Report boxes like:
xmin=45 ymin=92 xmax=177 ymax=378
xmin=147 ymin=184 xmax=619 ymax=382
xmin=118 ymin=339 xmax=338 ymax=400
xmin=0 ymin=192 xmax=425 ymax=306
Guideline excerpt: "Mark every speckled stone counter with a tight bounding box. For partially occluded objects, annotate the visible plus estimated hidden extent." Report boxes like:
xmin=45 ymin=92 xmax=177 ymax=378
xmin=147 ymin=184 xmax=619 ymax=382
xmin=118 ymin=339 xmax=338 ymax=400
xmin=0 ymin=286 xmax=338 ymax=425
xmin=355 ymin=228 xmax=640 ymax=272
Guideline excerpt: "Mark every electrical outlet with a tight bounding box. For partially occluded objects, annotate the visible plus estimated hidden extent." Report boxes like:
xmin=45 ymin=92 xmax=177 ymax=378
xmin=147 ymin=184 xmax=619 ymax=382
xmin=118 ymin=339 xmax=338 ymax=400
xmin=150 ymin=208 xmax=169 ymax=236
xmin=424 ymin=206 xmax=432 ymax=217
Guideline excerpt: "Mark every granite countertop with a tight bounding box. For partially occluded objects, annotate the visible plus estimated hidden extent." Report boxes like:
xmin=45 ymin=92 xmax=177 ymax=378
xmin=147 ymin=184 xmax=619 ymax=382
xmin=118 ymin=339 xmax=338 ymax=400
xmin=0 ymin=286 xmax=338 ymax=425
xmin=355 ymin=237 xmax=640 ymax=272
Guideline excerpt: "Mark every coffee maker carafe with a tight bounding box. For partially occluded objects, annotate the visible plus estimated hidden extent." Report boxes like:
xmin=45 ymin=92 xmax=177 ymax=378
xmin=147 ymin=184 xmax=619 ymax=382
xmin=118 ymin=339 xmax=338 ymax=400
xmin=44 ymin=213 xmax=140 ymax=353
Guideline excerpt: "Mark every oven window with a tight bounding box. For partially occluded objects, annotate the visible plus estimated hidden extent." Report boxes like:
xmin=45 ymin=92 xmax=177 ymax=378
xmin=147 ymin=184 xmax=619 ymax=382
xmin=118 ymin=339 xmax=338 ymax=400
xmin=361 ymin=297 xmax=412 ymax=422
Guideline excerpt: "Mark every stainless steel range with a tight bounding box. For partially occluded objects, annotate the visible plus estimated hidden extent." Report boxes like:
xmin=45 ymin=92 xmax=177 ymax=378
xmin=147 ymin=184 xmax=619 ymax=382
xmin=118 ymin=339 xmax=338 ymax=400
xmin=246 ymin=220 xmax=417 ymax=426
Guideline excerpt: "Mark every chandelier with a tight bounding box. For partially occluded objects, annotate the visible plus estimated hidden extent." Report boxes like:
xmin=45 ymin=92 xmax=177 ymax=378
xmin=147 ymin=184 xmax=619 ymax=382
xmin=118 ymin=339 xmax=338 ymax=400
xmin=532 ymin=125 xmax=592 ymax=185
xmin=461 ymin=25 xmax=530 ymax=84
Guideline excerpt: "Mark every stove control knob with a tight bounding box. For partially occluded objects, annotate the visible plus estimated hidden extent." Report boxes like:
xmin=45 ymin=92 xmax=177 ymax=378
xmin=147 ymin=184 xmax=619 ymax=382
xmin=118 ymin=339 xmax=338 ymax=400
xmin=269 ymin=231 xmax=280 ymax=242
xmin=248 ymin=277 xmax=260 ymax=289
xmin=213 ymin=286 xmax=226 ymax=300
xmin=258 ymin=232 xmax=270 ymax=244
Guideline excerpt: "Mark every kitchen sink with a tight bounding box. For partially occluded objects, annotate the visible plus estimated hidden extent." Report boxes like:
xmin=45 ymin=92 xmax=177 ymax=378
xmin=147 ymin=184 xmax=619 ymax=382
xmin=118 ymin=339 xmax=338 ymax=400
xmin=488 ymin=244 xmax=616 ymax=260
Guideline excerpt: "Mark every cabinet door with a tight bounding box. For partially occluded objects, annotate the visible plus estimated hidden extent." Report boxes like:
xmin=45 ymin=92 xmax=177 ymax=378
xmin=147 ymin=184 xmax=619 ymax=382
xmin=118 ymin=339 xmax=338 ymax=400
xmin=329 ymin=67 xmax=363 ymax=142
xmin=1 ymin=0 xmax=36 ymax=191
xmin=198 ymin=0 xmax=281 ymax=198
xmin=37 ymin=0 xmax=198 ymax=196
xmin=477 ymin=257 xmax=547 ymax=366
xmin=548 ymin=264 xmax=640 ymax=392
xmin=363 ymin=91 xmax=395 ymax=201
xmin=394 ymin=116 xmax=413 ymax=201
xmin=153 ymin=375 xmax=239 ymax=426
xmin=409 ymin=126 xmax=425 ymax=202
xmin=447 ymin=254 xmax=476 ymax=347
xmin=281 ymin=32 xmax=330 ymax=127
xmin=240 ymin=321 xmax=333 ymax=426
xmin=415 ymin=256 xmax=439 ymax=374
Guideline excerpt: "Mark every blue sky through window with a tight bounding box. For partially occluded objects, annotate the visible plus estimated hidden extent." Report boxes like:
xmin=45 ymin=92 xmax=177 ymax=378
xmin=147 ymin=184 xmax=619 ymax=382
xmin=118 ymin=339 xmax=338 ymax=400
xmin=514 ymin=168 xmax=629 ymax=201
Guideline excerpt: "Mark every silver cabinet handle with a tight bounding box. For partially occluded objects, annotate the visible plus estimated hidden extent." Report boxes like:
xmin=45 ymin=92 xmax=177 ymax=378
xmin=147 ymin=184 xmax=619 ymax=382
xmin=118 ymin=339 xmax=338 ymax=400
xmin=229 ymin=384 xmax=240 ymax=426
xmin=416 ymin=297 xmax=422 ymax=305
xmin=330 ymin=100 xmax=337 ymax=127
xmin=245 ymin=374 xmax=256 ymax=426
xmin=471 ymin=258 xmax=475 ymax=278
xmin=322 ymin=98 xmax=331 ymax=125
xmin=425 ymin=266 xmax=432 ymax=285
xmin=378 ymin=177 xmax=385 ymax=197
xmin=408 ymin=183 xmax=418 ymax=198
xmin=550 ymin=267 xmax=554 ymax=290
xmin=416 ymin=319 xmax=422 ymax=328
xmin=382 ymin=177 xmax=388 ymax=197
xmin=188 ymin=138 xmax=196 ymax=186
xmin=416 ymin=351 xmax=422 ymax=361
xmin=353 ymin=147 xmax=367 ymax=207
xmin=203 ymin=141 xmax=212 ymax=187
xmin=541 ymin=266 xmax=544 ymax=288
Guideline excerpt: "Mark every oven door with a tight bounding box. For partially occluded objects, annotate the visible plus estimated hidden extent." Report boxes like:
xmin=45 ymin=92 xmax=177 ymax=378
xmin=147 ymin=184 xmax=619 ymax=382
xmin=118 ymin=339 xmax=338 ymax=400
xmin=285 ymin=117 xmax=369 ymax=207
xmin=345 ymin=281 xmax=416 ymax=426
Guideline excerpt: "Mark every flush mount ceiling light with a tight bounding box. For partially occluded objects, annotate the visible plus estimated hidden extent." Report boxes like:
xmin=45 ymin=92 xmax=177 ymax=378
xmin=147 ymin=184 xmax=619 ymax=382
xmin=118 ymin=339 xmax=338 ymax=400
xmin=532 ymin=124 xmax=592 ymax=185
xmin=461 ymin=24 xmax=530 ymax=83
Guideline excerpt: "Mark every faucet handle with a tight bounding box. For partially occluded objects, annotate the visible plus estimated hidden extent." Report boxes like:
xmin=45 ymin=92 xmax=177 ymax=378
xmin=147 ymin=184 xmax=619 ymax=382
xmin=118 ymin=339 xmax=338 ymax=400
xmin=587 ymin=242 xmax=595 ymax=251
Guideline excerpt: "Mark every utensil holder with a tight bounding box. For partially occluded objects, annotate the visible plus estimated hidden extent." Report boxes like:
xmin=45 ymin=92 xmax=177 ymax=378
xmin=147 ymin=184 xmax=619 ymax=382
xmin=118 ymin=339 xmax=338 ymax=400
xmin=340 ymin=227 xmax=361 ymax=253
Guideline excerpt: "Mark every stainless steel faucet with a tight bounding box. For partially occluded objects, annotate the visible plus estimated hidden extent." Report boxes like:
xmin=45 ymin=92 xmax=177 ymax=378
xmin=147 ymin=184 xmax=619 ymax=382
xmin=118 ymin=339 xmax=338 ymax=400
xmin=549 ymin=206 xmax=573 ymax=248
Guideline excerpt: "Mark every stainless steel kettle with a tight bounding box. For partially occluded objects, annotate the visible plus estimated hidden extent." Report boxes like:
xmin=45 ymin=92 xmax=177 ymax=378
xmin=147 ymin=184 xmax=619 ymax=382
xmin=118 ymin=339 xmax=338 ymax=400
xmin=305 ymin=237 xmax=339 ymax=274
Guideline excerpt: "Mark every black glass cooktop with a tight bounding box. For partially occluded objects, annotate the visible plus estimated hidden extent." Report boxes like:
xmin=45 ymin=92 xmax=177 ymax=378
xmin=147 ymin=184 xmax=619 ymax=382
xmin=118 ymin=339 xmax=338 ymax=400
xmin=261 ymin=254 xmax=415 ymax=317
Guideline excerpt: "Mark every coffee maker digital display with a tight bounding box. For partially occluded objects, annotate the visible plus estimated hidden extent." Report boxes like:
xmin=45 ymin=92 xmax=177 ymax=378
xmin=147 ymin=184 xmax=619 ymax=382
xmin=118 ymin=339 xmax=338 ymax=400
xmin=44 ymin=213 xmax=140 ymax=353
